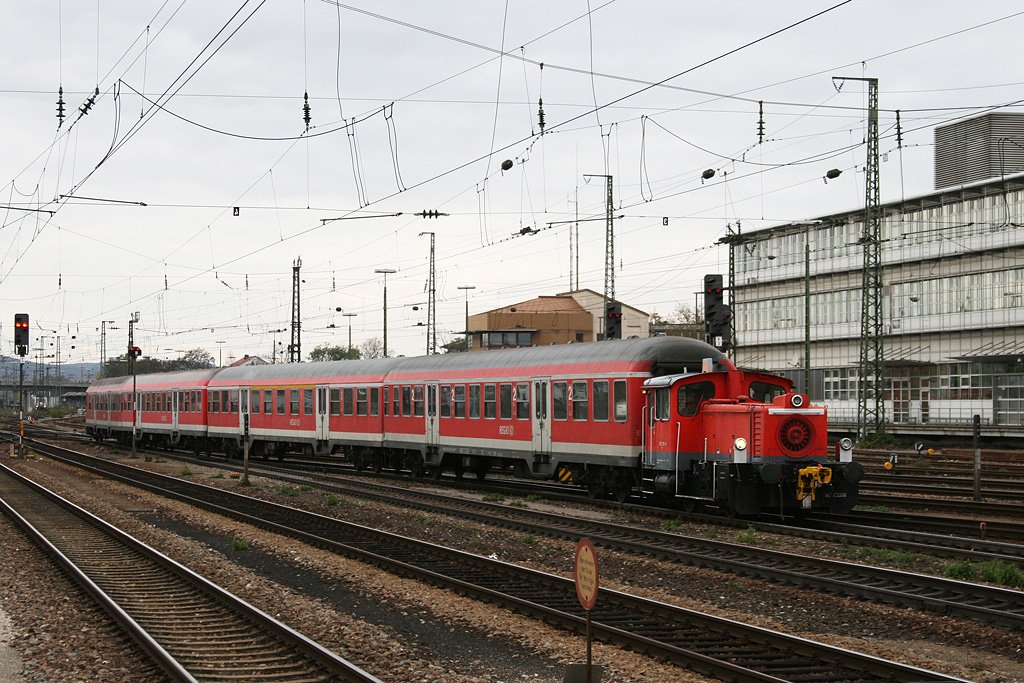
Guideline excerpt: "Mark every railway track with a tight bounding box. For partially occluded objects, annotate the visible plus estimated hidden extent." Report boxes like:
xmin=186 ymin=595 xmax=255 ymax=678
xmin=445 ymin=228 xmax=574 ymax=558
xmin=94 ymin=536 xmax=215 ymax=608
xmin=0 ymin=462 xmax=381 ymax=683
xmin=18 ymin=441 xmax=973 ymax=682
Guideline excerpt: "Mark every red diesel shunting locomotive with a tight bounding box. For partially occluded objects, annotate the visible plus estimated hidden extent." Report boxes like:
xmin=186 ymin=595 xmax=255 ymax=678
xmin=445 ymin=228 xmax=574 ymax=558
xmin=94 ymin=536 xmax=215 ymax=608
xmin=86 ymin=337 xmax=860 ymax=516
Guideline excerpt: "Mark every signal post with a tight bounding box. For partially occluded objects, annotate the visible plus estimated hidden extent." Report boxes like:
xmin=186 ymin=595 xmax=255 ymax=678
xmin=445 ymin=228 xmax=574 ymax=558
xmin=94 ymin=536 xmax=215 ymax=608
xmin=14 ymin=313 xmax=29 ymax=458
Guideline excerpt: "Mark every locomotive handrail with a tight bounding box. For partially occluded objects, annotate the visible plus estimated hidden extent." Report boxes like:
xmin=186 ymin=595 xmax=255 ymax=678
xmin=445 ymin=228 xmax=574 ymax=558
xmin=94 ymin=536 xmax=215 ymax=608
xmin=675 ymin=422 xmax=682 ymax=496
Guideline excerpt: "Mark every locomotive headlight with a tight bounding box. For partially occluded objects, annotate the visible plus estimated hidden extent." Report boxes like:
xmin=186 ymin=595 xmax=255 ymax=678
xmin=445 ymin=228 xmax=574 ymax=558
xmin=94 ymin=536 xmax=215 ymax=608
xmin=838 ymin=437 xmax=854 ymax=463
xmin=790 ymin=394 xmax=805 ymax=408
xmin=734 ymin=437 xmax=748 ymax=451
xmin=840 ymin=437 xmax=853 ymax=450
xmin=733 ymin=436 xmax=749 ymax=463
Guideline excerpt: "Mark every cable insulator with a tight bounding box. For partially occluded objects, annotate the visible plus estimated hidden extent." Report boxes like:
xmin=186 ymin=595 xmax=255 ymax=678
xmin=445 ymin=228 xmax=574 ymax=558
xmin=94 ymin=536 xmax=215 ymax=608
xmin=537 ymin=98 xmax=545 ymax=134
xmin=56 ymin=86 xmax=65 ymax=127
xmin=895 ymin=109 xmax=903 ymax=149
xmin=757 ymin=100 xmax=765 ymax=144
xmin=302 ymin=91 xmax=311 ymax=131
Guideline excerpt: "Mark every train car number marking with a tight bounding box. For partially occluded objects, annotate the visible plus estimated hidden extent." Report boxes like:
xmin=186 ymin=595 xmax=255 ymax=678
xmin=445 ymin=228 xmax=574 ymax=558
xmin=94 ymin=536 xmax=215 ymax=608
xmin=498 ymin=425 xmax=514 ymax=436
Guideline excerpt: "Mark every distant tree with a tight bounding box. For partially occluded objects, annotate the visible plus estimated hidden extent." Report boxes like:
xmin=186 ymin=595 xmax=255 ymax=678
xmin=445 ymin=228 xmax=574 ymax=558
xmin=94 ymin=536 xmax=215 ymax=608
xmin=359 ymin=337 xmax=385 ymax=359
xmin=176 ymin=348 xmax=215 ymax=370
xmin=670 ymin=303 xmax=703 ymax=324
xmin=309 ymin=344 xmax=361 ymax=361
xmin=441 ymin=336 xmax=468 ymax=353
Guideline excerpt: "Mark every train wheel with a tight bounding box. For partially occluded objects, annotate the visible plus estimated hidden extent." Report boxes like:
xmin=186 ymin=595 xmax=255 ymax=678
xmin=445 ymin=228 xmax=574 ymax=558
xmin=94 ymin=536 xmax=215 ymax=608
xmin=371 ymin=453 xmax=383 ymax=473
xmin=429 ymin=465 xmax=443 ymax=480
xmin=453 ymin=460 xmax=465 ymax=479
xmin=474 ymin=457 xmax=490 ymax=481
xmin=586 ymin=480 xmax=605 ymax=499
xmin=612 ymin=482 xmax=630 ymax=503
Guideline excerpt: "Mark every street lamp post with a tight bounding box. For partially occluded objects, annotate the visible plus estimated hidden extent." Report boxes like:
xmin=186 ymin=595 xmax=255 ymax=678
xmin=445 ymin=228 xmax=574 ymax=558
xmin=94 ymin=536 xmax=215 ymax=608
xmin=457 ymin=285 xmax=476 ymax=351
xmin=375 ymin=268 xmax=396 ymax=357
xmin=343 ymin=313 xmax=357 ymax=352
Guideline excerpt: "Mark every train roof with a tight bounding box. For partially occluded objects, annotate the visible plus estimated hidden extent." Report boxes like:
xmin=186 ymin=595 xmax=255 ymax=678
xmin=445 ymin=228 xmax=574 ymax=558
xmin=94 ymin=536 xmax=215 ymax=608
xmin=86 ymin=368 xmax=221 ymax=393
xmin=210 ymin=336 xmax=724 ymax=384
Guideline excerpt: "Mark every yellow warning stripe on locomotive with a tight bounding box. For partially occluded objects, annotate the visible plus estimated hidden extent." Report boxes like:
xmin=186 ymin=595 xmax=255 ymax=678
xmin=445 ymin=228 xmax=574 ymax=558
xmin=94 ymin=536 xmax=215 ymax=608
xmin=557 ymin=467 xmax=575 ymax=483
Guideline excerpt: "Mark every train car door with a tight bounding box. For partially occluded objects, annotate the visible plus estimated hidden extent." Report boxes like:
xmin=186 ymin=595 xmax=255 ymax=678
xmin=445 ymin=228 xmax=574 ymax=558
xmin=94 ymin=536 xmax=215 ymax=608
xmin=425 ymin=383 xmax=439 ymax=449
xmin=315 ymin=386 xmax=330 ymax=441
xmin=531 ymin=377 xmax=550 ymax=455
xmin=171 ymin=389 xmax=179 ymax=439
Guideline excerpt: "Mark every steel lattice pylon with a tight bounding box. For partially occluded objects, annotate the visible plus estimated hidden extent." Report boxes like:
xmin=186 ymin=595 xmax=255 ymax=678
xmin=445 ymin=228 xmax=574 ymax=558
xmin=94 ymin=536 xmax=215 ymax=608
xmin=289 ymin=257 xmax=302 ymax=363
xmin=848 ymin=77 xmax=885 ymax=437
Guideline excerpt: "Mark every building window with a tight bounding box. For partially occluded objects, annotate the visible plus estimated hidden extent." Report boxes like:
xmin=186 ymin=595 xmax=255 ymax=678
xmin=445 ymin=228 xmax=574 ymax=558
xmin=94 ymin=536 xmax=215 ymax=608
xmin=482 ymin=331 xmax=533 ymax=348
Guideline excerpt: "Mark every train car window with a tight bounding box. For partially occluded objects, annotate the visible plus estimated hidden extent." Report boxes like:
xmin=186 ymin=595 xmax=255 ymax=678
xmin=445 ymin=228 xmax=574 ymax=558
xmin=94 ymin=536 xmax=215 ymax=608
xmin=469 ymin=385 xmax=480 ymax=418
xmin=413 ymin=385 xmax=424 ymax=417
xmin=330 ymin=388 xmax=341 ymax=416
xmin=370 ymin=387 xmax=379 ymax=416
xmin=614 ymin=380 xmax=627 ymax=421
xmin=230 ymin=390 xmax=239 ymax=414
xmin=749 ymin=381 xmax=786 ymax=403
xmin=484 ymin=384 xmax=497 ymax=419
xmin=154 ymin=393 xmax=161 ymax=412
xmin=593 ymin=381 xmax=609 ymax=421
xmin=303 ymin=388 xmax=314 ymax=415
xmin=356 ymin=388 xmax=368 ymax=416
xmin=515 ymin=383 xmax=530 ymax=420
xmin=343 ymin=388 xmax=354 ymax=415
xmin=276 ymin=389 xmax=286 ymax=415
xmin=210 ymin=391 xmax=220 ymax=413
xmin=571 ymin=381 xmax=589 ymax=420
xmin=454 ymin=385 xmax=466 ymax=417
xmin=402 ymin=386 xmax=412 ymax=416
xmin=678 ymin=381 xmax=715 ymax=417
xmin=440 ymin=386 xmax=452 ymax=418
xmin=552 ymin=382 xmax=568 ymax=420
xmin=251 ymin=390 xmax=260 ymax=414
xmin=383 ymin=386 xmax=390 ymax=416
xmin=498 ymin=384 xmax=512 ymax=419
xmin=263 ymin=391 xmax=273 ymax=414
xmin=220 ymin=391 xmax=229 ymax=413
xmin=290 ymin=389 xmax=300 ymax=415
xmin=392 ymin=385 xmax=400 ymax=416
xmin=656 ymin=388 xmax=670 ymax=421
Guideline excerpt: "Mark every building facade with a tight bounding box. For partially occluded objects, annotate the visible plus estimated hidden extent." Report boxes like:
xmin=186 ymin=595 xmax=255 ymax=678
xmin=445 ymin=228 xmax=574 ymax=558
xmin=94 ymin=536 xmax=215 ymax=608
xmin=728 ymin=172 xmax=1024 ymax=440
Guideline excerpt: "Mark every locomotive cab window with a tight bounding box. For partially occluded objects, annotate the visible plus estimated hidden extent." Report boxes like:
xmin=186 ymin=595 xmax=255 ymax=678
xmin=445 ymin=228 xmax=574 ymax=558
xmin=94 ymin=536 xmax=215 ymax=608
xmin=678 ymin=381 xmax=715 ymax=417
xmin=655 ymin=388 xmax=670 ymax=421
xmin=749 ymin=381 xmax=786 ymax=403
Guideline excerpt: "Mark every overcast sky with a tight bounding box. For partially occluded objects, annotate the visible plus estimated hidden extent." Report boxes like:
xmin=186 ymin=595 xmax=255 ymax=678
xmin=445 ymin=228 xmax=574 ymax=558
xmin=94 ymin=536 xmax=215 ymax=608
xmin=2 ymin=1 xmax=1023 ymax=365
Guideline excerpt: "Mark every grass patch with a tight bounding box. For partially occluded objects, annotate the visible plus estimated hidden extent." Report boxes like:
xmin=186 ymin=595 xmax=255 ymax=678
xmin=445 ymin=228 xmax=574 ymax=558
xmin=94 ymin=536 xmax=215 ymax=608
xmin=734 ymin=525 xmax=759 ymax=544
xmin=660 ymin=517 xmax=686 ymax=533
xmin=210 ymin=472 xmax=224 ymax=479
xmin=178 ymin=467 xmax=192 ymax=477
xmin=525 ymin=494 xmax=543 ymax=502
xmin=482 ymin=493 xmax=506 ymax=503
xmin=231 ymin=537 xmax=251 ymax=552
xmin=299 ymin=484 xmax=312 ymax=492
xmin=943 ymin=559 xmax=1024 ymax=588
xmin=508 ymin=499 xmax=527 ymax=508
xmin=278 ymin=485 xmax=298 ymax=497
xmin=324 ymin=494 xmax=339 ymax=506
xmin=855 ymin=504 xmax=890 ymax=513
xmin=840 ymin=546 xmax=928 ymax=569
xmin=523 ymin=534 xmax=536 ymax=545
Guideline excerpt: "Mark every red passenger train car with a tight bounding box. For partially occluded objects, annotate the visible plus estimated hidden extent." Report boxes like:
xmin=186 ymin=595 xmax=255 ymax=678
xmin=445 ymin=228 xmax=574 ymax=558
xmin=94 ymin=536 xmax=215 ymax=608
xmin=85 ymin=337 xmax=860 ymax=515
